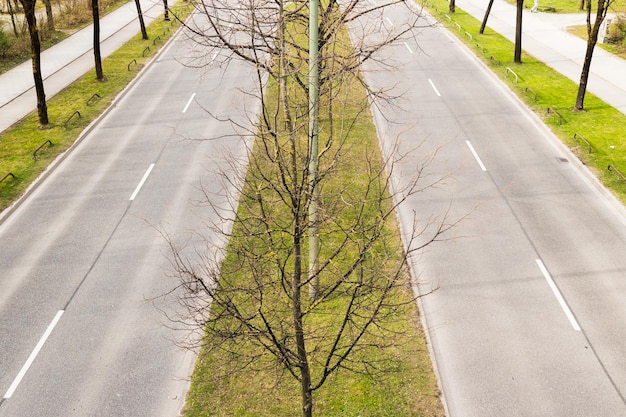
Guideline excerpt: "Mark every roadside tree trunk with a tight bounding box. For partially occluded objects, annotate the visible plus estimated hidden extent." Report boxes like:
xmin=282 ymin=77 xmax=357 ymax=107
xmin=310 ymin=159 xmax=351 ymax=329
xmin=480 ymin=0 xmax=495 ymax=34
xmin=163 ymin=0 xmax=169 ymax=20
xmin=7 ymin=0 xmax=20 ymax=37
xmin=19 ymin=0 xmax=48 ymax=125
xmin=514 ymin=0 xmax=523 ymax=63
xmin=575 ymin=0 xmax=613 ymax=110
xmin=92 ymin=0 xmax=104 ymax=80
xmin=42 ymin=0 xmax=54 ymax=31
xmin=449 ymin=0 xmax=455 ymax=13
xmin=134 ymin=0 xmax=148 ymax=40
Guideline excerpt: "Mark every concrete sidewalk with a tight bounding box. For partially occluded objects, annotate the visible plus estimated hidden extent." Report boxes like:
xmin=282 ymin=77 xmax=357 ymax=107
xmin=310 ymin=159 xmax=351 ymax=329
xmin=0 ymin=0 xmax=163 ymax=134
xmin=458 ymin=0 xmax=626 ymax=115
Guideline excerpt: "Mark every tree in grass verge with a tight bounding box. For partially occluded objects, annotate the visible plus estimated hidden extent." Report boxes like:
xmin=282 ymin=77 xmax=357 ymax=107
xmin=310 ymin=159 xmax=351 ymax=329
xmin=19 ymin=0 xmax=48 ymax=125
xmin=164 ymin=1 xmax=451 ymax=416
xmin=514 ymin=0 xmax=523 ymax=63
xmin=92 ymin=0 xmax=104 ymax=80
xmin=575 ymin=0 xmax=614 ymax=110
xmin=134 ymin=0 xmax=149 ymax=40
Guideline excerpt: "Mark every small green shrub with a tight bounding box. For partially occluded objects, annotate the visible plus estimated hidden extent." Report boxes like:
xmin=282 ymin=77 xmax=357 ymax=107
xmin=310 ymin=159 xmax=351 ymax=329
xmin=606 ymin=15 xmax=626 ymax=44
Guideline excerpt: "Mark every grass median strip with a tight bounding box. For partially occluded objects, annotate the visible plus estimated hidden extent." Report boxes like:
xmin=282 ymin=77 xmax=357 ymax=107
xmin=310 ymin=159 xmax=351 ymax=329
xmin=0 ymin=2 xmax=192 ymax=211
xmin=182 ymin=69 xmax=444 ymax=417
xmin=181 ymin=8 xmax=445 ymax=415
xmin=424 ymin=0 xmax=626 ymax=204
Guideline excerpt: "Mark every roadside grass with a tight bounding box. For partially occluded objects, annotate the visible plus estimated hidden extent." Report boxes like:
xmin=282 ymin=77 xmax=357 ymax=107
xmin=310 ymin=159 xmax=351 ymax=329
xmin=424 ymin=0 xmax=626 ymax=203
xmin=183 ymin=70 xmax=444 ymax=417
xmin=0 ymin=2 xmax=192 ymax=211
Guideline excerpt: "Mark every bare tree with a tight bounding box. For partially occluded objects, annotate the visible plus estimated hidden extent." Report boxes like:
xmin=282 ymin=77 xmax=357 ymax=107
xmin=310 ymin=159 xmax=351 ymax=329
xmin=134 ymin=0 xmax=148 ymax=40
xmin=514 ymin=0 xmax=523 ymax=63
xmin=480 ymin=0 xmax=494 ymax=34
xmin=575 ymin=0 xmax=614 ymax=110
xmin=6 ymin=0 xmax=20 ymax=37
xmin=19 ymin=0 xmax=48 ymax=125
xmin=92 ymin=0 xmax=104 ymax=80
xmin=42 ymin=0 xmax=54 ymax=31
xmin=163 ymin=0 xmax=169 ymax=21
xmin=164 ymin=1 xmax=450 ymax=416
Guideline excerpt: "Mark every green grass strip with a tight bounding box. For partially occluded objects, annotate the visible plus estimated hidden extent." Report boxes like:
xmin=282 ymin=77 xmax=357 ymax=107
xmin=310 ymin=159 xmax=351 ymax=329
xmin=0 ymin=2 xmax=193 ymax=211
xmin=183 ymin=74 xmax=445 ymax=417
xmin=182 ymin=17 xmax=444 ymax=417
xmin=424 ymin=0 xmax=626 ymax=203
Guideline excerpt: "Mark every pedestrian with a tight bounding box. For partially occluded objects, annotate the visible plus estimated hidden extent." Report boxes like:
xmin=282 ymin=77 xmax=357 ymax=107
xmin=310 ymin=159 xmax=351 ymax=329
xmin=531 ymin=0 xmax=539 ymax=12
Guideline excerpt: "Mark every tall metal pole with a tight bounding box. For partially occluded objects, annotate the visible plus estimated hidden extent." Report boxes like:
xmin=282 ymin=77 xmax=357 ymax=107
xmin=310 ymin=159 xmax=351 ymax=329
xmin=308 ymin=0 xmax=320 ymax=301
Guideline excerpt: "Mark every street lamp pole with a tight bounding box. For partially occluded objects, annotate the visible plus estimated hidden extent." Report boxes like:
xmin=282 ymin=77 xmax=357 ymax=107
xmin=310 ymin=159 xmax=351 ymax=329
xmin=308 ymin=0 xmax=320 ymax=301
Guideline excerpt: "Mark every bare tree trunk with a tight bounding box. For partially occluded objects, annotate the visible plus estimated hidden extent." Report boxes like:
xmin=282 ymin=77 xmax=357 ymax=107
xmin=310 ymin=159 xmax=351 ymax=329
xmin=134 ymin=0 xmax=149 ymax=40
xmin=92 ymin=0 xmax=103 ymax=80
xmin=7 ymin=0 xmax=19 ymax=37
xmin=449 ymin=0 xmax=455 ymax=13
xmin=163 ymin=0 xmax=169 ymax=20
xmin=42 ymin=0 xmax=54 ymax=31
xmin=19 ymin=0 xmax=48 ymax=125
xmin=575 ymin=0 xmax=611 ymax=110
xmin=293 ymin=230 xmax=313 ymax=417
xmin=480 ymin=0 xmax=494 ymax=34
xmin=514 ymin=0 xmax=523 ymax=63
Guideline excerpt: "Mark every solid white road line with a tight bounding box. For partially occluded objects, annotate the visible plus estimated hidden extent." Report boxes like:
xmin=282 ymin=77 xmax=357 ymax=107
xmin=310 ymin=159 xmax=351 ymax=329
xmin=129 ymin=163 xmax=155 ymax=201
xmin=428 ymin=78 xmax=441 ymax=97
xmin=182 ymin=92 xmax=196 ymax=114
xmin=465 ymin=140 xmax=487 ymax=171
xmin=536 ymin=259 xmax=581 ymax=331
xmin=4 ymin=310 xmax=65 ymax=399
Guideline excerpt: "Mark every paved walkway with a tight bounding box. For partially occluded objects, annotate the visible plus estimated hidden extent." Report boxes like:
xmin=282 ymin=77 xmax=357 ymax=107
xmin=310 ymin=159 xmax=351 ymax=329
xmin=1 ymin=0 xmax=625 ymax=135
xmin=0 ymin=0 xmax=163 ymax=134
xmin=459 ymin=0 xmax=626 ymax=115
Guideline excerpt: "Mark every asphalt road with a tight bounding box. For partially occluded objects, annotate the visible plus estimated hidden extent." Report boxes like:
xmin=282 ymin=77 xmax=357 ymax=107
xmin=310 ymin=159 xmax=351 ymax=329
xmin=352 ymin=1 xmax=626 ymax=416
xmin=0 ymin=19 xmax=259 ymax=417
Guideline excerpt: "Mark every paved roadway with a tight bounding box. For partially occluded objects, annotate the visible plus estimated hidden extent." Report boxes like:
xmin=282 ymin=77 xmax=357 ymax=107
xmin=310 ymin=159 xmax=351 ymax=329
xmin=351 ymin=1 xmax=626 ymax=416
xmin=0 ymin=17 xmax=259 ymax=417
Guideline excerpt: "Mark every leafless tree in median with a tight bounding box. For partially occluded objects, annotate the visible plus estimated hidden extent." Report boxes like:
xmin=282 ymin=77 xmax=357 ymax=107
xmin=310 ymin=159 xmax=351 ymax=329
xmin=163 ymin=1 xmax=453 ymax=416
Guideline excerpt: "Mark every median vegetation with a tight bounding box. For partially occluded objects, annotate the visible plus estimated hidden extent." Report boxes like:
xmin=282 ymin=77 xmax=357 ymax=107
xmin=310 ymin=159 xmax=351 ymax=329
xmin=0 ymin=2 xmax=192 ymax=211
xmin=176 ymin=2 xmax=446 ymax=415
xmin=424 ymin=0 xmax=626 ymax=203
xmin=181 ymin=53 xmax=444 ymax=417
